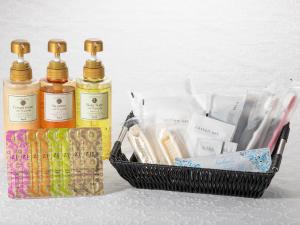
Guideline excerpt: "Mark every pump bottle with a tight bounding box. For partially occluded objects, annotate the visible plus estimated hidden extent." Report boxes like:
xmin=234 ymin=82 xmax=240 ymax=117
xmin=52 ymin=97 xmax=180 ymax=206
xmin=3 ymin=40 xmax=40 ymax=130
xmin=40 ymin=39 xmax=75 ymax=128
xmin=76 ymin=39 xmax=111 ymax=159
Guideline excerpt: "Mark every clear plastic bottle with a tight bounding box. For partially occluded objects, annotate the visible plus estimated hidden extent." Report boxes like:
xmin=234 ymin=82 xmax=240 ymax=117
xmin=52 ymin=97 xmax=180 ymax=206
xmin=76 ymin=39 xmax=112 ymax=159
xmin=3 ymin=40 xmax=40 ymax=131
xmin=40 ymin=39 xmax=76 ymax=128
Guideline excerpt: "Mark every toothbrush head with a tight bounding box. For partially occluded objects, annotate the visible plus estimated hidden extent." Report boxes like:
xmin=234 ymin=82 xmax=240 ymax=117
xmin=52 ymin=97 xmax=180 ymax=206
xmin=264 ymin=96 xmax=278 ymax=113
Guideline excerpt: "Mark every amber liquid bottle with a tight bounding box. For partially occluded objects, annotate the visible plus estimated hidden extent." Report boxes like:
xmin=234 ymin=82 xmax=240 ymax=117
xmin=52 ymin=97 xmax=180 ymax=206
xmin=40 ymin=39 xmax=75 ymax=128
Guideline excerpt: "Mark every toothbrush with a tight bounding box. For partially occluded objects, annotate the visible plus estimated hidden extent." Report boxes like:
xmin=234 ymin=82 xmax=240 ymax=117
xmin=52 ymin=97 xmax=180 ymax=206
xmin=268 ymin=94 xmax=297 ymax=152
xmin=246 ymin=96 xmax=278 ymax=150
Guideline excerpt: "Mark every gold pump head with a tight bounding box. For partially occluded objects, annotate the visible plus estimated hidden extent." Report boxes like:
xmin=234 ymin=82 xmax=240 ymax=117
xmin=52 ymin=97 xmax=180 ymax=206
xmin=47 ymin=39 xmax=68 ymax=82
xmin=10 ymin=39 xmax=32 ymax=82
xmin=83 ymin=38 xmax=104 ymax=82
xmin=84 ymin=39 xmax=103 ymax=55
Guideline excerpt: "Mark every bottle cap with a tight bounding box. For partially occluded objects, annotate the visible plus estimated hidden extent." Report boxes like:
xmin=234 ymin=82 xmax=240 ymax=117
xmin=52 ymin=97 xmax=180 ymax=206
xmin=47 ymin=39 xmax=68 ymax=82
xmin=83 ymin=39 xmax=104 ymax=82
xmin=10 ymin=39 xmax=32 ymax=82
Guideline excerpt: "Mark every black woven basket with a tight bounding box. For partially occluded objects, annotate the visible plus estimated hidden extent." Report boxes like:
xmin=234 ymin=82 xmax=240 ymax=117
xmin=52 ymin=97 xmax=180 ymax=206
xmin=110 ymin=113 xmax=289 ymax=198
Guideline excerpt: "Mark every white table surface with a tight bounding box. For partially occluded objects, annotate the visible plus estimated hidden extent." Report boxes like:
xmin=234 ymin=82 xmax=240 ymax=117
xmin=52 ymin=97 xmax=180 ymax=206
xmin=0 ymin=0 xmax=300 ymax=224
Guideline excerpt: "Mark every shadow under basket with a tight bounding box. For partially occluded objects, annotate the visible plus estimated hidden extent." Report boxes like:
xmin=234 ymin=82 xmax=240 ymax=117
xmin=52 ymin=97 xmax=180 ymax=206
xmin=110 ymin=113 xmax=289 ymax=198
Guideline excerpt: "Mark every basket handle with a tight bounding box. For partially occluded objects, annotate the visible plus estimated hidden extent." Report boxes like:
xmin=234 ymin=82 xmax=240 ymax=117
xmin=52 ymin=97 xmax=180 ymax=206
xmin=110 ymin=112 xmax=135 ymax=161
xmin=111 ymin=141 xmax=122 ymax=158
xmin=271 ymin=123 xmax=290 ymax=172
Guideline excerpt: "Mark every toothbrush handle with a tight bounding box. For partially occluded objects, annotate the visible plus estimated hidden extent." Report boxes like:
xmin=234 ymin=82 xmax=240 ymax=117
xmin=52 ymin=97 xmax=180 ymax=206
xmin=246 ymin=124 xmax=263 ymax=150
xmin=246 ymin=111 xmax=271 ymax=150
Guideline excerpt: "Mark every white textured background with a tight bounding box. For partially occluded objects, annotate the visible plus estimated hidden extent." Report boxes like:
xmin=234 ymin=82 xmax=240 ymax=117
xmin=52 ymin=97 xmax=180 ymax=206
xmin=0 ymin=0 xmax=300 ymax=224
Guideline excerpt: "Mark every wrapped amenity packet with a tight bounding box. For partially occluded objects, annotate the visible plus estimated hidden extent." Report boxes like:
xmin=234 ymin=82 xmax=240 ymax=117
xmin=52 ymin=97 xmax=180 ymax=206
xmin=175 ymin=148 xmax=272 ymax=173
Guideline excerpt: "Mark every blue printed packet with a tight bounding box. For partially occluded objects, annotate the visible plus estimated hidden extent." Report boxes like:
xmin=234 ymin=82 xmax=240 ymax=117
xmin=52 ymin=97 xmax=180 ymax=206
xmin=175 ymin=148 xmax=272 ymax=173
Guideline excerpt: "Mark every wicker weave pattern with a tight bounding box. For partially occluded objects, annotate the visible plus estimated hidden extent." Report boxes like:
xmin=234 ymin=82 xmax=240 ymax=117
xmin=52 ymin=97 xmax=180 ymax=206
xmin=110 ymin=114 xmax=288 ymax=198
xmin=110 ymin=144 xmax=275 ymax=198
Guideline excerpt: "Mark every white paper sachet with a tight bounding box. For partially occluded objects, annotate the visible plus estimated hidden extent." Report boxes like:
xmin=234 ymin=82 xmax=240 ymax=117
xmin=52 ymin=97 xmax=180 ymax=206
xmin=188 ymin=114 xmax=236 ymax=141
xmin=222 ymin=142 xmax=238 ymax=153
xmin=187 ymin=137 xmax=238 ymax=157
xmin=209 ymin=94 xmax=246 ymax=125
xmin=190 ymin=138 xmax=223 ymax=156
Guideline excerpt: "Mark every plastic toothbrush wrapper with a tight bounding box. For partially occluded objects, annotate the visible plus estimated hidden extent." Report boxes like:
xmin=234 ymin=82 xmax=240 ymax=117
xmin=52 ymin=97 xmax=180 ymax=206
xmin=175 ymin=148 xmax=272 ymax=173
xmin=246 ymin=96 xmax=279 ymax=150
xmin=268 ymin=93 xmax=297 ymax=152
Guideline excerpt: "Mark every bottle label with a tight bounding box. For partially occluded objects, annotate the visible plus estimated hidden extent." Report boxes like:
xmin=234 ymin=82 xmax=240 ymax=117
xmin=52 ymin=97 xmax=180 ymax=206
xmin=45 ymin=93 xmax=73 ymax=122
xmin=80 ymin=92 xmax=108 ymax=120
xmin=8 ymin=94 xmax=37 ymax=122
